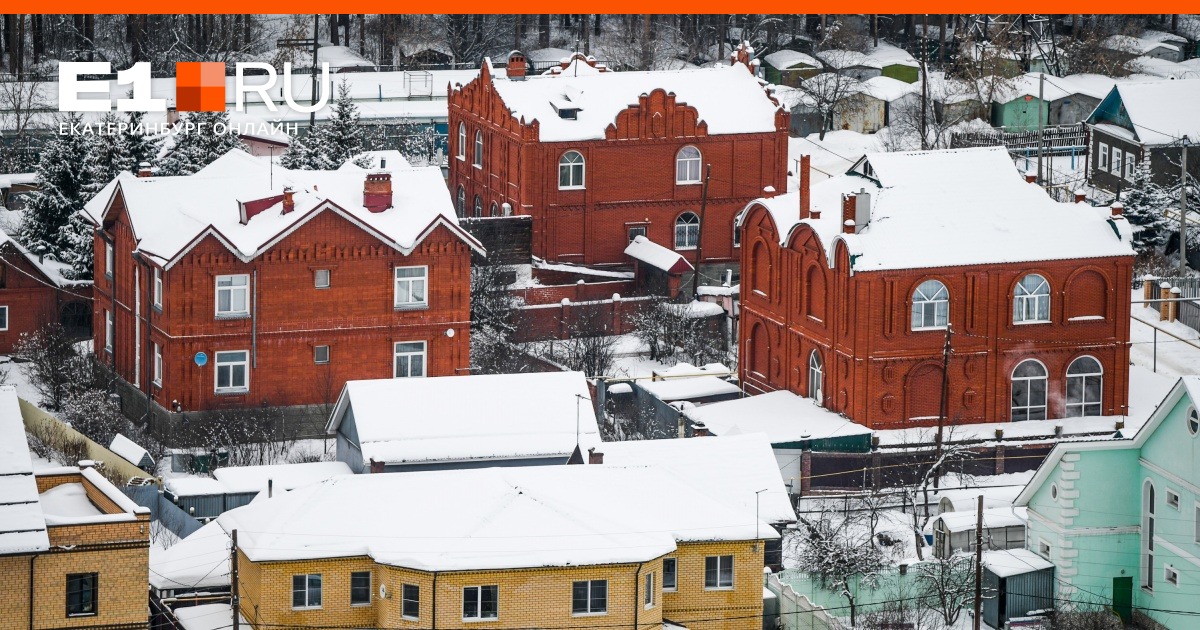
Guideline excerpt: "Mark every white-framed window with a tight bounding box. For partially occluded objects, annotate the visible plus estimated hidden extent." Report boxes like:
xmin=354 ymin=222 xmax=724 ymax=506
xmin=704 ymin=555 xmax=734 ymax=590
xmin=1098 ymin=143 xmax=1109 ymax=171
xmin=559 ymin=151 xmax=585 ymax=189
xmin=628 ymin=225 xmax=647 ymax=243
xmin=1167 ymin=489 xmax=1181 ymax=509
xmin=402 ymin=584 xmax=420 ymax=619
xmin=572 ymin=579 xmax=607 ymax=616
xmin=675 ymin=212 xmax=700 ymax=249
xmin=644 ymin=572 xmax=655 ymax=608
xmin=1113 ymin=149 xmax=1123 ymax=178
xmin=0 ymin=305 xmax=7 ymax=331
xmin=808 ymin=350 xmax=824 ymax=404
xmin=1126 ymin=151 xmax=1136 ymax=180
xmin=105 ymin=310 xmax=114 ymax=351
xmin=473 ymin=130 xmax=483 ymax=167
xmin=314 ymin=345 xmax=330 ymax=364
xmin=1065 ymin=356 xmax=1103 ymax=417
xmin=152 ymin=343 xmax=162 ymax=386
xmin=663 ymin=558 xmax=677 ymax=592
xmin=1038 ymin=539 xmax=1052 ymax=558
xmin=215 ymin=274 xmax=250 ymax=318
xmin=1143 ymin=480 xmax=1155 ymax=591
xmin=733 ymin=219 xmax=742 ymax=248
xmin=394 ymin=266 xmax=428 ymax=308
xmin=911 ymin=279 xmax=949 ymax=330
xmin=215 ymin=350 xmax=249 ymax=393
xmin=292 ymin=573 xmax=322 ymax=609
xmin=457 ymin=123 xmax=466 ymax=159
xmin=1166 ymin=565 xmax=1180 ymax=586
xmin=350 ymin=571 xmax=371 ymax=606
xmin=462 ymin=585 xmax=498 ymax=620
xmin=105 ymin=240 xmax=114 ymax=279
xmin=153 ymin=268 xmax=163 ymax=308
xmin=1188 ymin=405 xmax=1199 ymax=436
xmin=1011 ymin=359 xmax=1048 ymax=421
xmin=1013 ymin=274 xmax=1051 ymax=324
xmin=490 ymin=201 xmax=498 ymax=217
xmin=456 ymin=186 xmax=466 ymax=217
xmin=314 ymin=269 xmax=330 ymax=289
xmin=394 ymin=341 xmax=426 ymax=378
xmin=676 ymin=146 xmax=702 ymax=184
xmin=474 ymin=195 xmax=483 ymax=218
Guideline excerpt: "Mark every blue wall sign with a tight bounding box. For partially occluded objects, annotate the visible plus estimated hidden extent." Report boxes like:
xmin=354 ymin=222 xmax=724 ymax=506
xmin=195 ymin=352 xmax=208 ymax=367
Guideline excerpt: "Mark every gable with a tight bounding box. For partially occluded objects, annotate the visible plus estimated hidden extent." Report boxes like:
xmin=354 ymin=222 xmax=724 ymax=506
xmin=606 ymin=89 xmax=708 ymax=140
xmin=1087 ymin=88 xmax=1139 ymax=140
xmin=1139 ymin=384 xmax=1200 ymax=484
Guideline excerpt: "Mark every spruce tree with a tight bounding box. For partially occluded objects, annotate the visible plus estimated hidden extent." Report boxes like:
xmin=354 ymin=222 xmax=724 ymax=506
xmin=280 ymin=79 xmax=376 ymax=170
xmin=84 ymin=113 xmax=136 ymax=195
xmin=122 ymin=109 xmax=156 ymax=171
xmin=1122 ymin=159 xmax=1175 ymax=254
xmin=19 ymin=113 xmax=97 ymax=275
xmin=156 ymin=111 xmax=247 ymax=176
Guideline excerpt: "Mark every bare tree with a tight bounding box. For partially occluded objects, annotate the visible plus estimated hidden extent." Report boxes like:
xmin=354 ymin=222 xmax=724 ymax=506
xmin=799 ymin=69 xmax=865 ymax=141
xmin=914 ymin=554 xmax=977 ymax=627
xmin=13 ymin=323 xmax=87 ymax=410
xmin=883 ymin=426 xmax=978 ymax=562
xmin=470 ymin=254 xmax=527 ymax=375
xmin=0 ymin=77 xmax=49 ymax=137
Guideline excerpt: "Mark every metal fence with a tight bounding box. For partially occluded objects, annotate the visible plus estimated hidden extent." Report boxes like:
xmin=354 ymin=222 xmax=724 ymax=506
xmin=1139 ymin=276 xmax=1200 ymax=334
xmin=767 ymin=573 xmax=847 ymax=630
xmin=122 ymin=486 xmax=204 ymax=540
xmin=950 ymin=123 xmax=1088 ymax=156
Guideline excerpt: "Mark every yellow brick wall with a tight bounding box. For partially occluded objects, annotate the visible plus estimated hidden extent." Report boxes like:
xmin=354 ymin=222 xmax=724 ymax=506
xmin=0 ymin=555 xmax=33 ymax=630
xmin=662 ymin=541 xmax=765 ymax=630
xmin=46 ymin=521 xmax=147 ymax=548
xmin=31 ymin=546 xmax=148 ymax=630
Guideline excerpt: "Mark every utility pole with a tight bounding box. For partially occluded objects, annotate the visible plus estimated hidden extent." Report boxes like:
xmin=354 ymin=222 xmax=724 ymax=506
xmin=1182 ymin=138 xmax=1191 ymax=274
xmin=310 ymin=15 xmax=320 ymax=128
xmin=693 ymin=164 xmax=712 ymax=299
xmin=969 ymin=496 xmax=979 ymax=628
xmin=930 ymin=324 xmax=952 ymax=516
xmin=231 ymin=529 xmax=240 ymax=630
xmin=920 ymin=15 xmax=929 ymax=150
xmin=1037 ymin=73 xmax=1046 ymax=188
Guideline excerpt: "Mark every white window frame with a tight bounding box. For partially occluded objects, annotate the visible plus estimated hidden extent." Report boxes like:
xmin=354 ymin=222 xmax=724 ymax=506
xmin=214 ymin=350 xmax=250 ymax=394
xmin=808 ymin=351 xmax=824 ymax=404
xmin=675 ymin=212 xmax=700 ymax=250
xmin=456 ymin=186 xmax=466 ymax=217
xmin=1166 ymin=565 xmax=1180 ymax=587
xmin=292 ymin=573 xmax=323 ymax=610
xmin=663 ymin=558 xmax=677 ymax=592
xmin=911 ymin=279 xmax=950 ymax=331
xmin=1126 ymin=151 xmax=1136 ymax=181
xmin=215 ymin=274 xmax=250 ymax=318
xmin=457 ymin=123 xmax=466 ymax=160
xmin=105 ymin=240 xmax=114 ymax=279
xmin=1065 ymin=356 xmax=1103 ymax=418
xmin=105 ymin=310 xmax=114 ymax=352
xmin=1098 ymin=142 xmax=1109 ymax=171
xmin=1011 ymin=359 xmax=1048 ymax=421
xmin=0 ymin=305 xmax=7 ymax=331
xmin=153 ymin=268 xmax=162 ymax=309
xmin=704 ymin=555 xmax=734 ymax=590
xmin=1113 ymin=149 xmax=1123 ymax=179
xmin=1167 ymin=489 xmax=1181 ymax=510
xmin=644 ymin=572 xmax=655 ymax=608
xmin=558 ymin=151 xmax=585 ymax=189
xmin=676 ymin=146 xmax=702 ymax=184
xmin=1143 ymin=480 xmax=1155 ymax=592
xmin=314 ymin=269 xmax=330 ymax=289
xmin=314 ymin=345 xmax=330 ymax=365
xmin=572 ymin=579 xmax=608 ymax=616
xmin=394 ymin=341 xmax=427 ymax=379
xmin=628 ymin=225 xmax=648 ymax=243
xmin=473 ymin=130 xmax=483 ymax=168
xmin=152 ymin=343 xmax=162 ymax=386
xmin=1013 ymin=274 xmax=1051 ymax=324
xmin=401 ymin=583 xmax=420 ymax=619
xmin=393 ymin=266 xmax=428 ymax=309
xmin=462 ymin=585 xmax=498 ymax=621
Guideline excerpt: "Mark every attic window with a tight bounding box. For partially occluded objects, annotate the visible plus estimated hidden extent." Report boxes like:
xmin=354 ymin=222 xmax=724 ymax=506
xmin=558 ymin=108 xmax=579 ymax=120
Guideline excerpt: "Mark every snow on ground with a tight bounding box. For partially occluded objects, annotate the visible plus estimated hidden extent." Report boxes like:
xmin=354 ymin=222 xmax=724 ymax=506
xmin=1130 ymin=298 xmax=1200 ymax=378
xmin=0 ymin=356 xmax=39 ymax=405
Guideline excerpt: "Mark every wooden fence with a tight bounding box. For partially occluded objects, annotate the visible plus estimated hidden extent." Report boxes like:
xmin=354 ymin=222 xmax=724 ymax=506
xmin=950 ymin=123 xmax=1088 ymax=156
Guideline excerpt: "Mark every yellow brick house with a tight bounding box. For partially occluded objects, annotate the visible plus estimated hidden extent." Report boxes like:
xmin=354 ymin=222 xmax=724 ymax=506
xmin=162 ymin=465 xmax=777 ymax=630
xmin=0 ymin=387 xmax=151 ymax=630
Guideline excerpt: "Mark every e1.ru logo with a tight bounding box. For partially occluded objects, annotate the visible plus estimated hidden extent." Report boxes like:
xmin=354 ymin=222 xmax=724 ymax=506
xmin=175 ymin=62 xmax=225 ymax=111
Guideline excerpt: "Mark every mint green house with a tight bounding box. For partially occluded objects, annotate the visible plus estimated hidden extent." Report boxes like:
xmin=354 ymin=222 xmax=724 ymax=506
xmin=1016 ymin=377 xmax=1200 ymax=629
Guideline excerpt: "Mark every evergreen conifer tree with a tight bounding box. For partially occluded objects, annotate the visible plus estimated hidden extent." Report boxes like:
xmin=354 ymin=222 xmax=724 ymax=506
xmin=156 ymin=111 xmax=247 ymax=177
xmin=84 ymin=113 xmax=136 ymax=195
xmin=19 ymin=113 xmax=97 ymax=276
xmin=122 ymin=109 xmax=156 ymax=171
xmin=280 ymin=79 xmax=376 ymax=170
xmin=1122 ymin=159 xmax=1175 ymax=254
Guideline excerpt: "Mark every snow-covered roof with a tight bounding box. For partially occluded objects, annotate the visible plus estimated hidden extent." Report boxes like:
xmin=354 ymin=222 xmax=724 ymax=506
xmin=993 ymin=73 xmax=1073 ymax=104
xmin=817 ymin=44 xmax=918 ymax=70
xmin=684 ymin=390 xmax=872 ymax=445
xmin=1100 ymin=79 xmax=1200 ymax=146
xmin=763 ymin=50 xmax=822 ymax=71
xmin=0 ymin=172 xmax=37 ymax=188
xmin=938 ymin=486 xmax=1023 ymax=513
xmin=624 ymin=235 xmax=694 ymax=274
xmin=342 ymin=150 xmax=410 ymax=171
xmin=1129 ymin=56 xmax=1196 ymax=80
xmin=931 ymin=506 xmax=1027 ymax=533
xmin=982 ymin=548 xmax=1054 ymax=578
xmin=480 ymin=62 xmax=781 ymax=142
xmin=592 ymin=434 xmax=795 ymax=523
xmin=0 ymin=229 xmax=79 ymax=288
xmin=860 ymin=75 xmax=918 ymax=102
xmin=316 ymin=45 xmax=377 ymax=70
xmin=327 ymin=372 xmax=602 ymax=465
xmin=747 ymin=147 xmax=1133 ymax=272
xmin=526 ymin=47 xmax=575 ymax=64
xmin=1103 ymin=32 xmax=1185 ymax=55
xmin=0 ymin=386 xmax=49 ymax=555
xmin=149 ymin=519 xmax=230 ymax=590
xmin=165 ymin=461 xmax=352 ymax=498
xmin=175 ymin=603 xmax=249 ymax=630
xmin=1057 ymin=73 xmax=1158 ymax=100
xmin=212 ymin=465 xmax=775 ymax=571
xmin=109 ymin=433 xmax=152 ymax=468
xmin=79 ymin=149 xmax=482 ymax=269
xmin=638 ymin=375 xmax=741 ymax=401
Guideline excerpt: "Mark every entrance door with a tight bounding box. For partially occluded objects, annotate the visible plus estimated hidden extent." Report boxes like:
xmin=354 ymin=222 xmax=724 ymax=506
xmin=1112 ymin=576 xmax=1133 ymax=622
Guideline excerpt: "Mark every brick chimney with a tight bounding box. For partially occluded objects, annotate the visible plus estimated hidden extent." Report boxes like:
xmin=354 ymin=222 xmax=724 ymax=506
xmin=1111 ymin=201 xmax=1124 ymax=217
xmin=506 ymin=51 xmax=527 ymax=80
xmin=1025 ymin=171 xmax=1037 ymax=184
xmin=137 ymin=162 xmax=152 ymax=177
xmin=1073 ymin=190 xmax=1087 ymax=204
xmin=799 ymin=155 xmax=811 ymax=220
xmin=692 ymin=422 xmax=711 ymax=437
xmin=364 ymin=172 xmax=393 ymax=213
xmin=587 ymin=447 xmax=604 ymax=465
xmin=731 ymin=42 xmax=754 ymax=72
xmin=282 ymin=186 xmax=295 ymax=214
xmin=842 ymin=194 xmax=857 ymax=234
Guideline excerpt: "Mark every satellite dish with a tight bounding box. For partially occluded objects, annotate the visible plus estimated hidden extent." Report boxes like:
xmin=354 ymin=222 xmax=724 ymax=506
xmin=379 ymin=583 xmax=388 ymax=599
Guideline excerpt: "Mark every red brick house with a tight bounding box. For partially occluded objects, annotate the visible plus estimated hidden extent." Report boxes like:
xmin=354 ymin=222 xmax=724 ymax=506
xmin=738 ymin=147 xmax=1135 ymax=429
xmin=79 ymin=150 xmax=481 ymax=419
xmin=448 ymin=50 xmax=789 ymax=280
xmin=0 ymin=231 xmax=92 ymax=353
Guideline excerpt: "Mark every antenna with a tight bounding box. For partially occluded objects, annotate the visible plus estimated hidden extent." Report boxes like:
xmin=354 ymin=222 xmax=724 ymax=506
xmin=269 ymin=146 xmax=275 ymax=190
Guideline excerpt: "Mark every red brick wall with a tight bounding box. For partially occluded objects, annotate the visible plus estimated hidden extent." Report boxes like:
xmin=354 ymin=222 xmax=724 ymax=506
xmin=0 ymin=245 xmax=91 ymax=354
xmin=94 ymin=197 xmax=472 ymax=413
xmin=448 ymin=63 xmax=789 ymax=268
xmin=738 ymin=204 xmax=1134 ymax=429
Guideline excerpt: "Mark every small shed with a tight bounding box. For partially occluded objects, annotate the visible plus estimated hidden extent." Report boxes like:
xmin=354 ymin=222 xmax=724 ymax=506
xmin=930 ymin=507 xmax=1027 ymax=558
xmin=991 ymin=74 xmax=1072 ymax=132
xmin=109 ymin=434 xmax=155 ymax=471
xmin=763 ymin=50 xmax=823 ymax=87
xmin=624 ymin=235 xmax=694 ymax=298
xmin=982 ymin=549 xmax=1054 ymax=629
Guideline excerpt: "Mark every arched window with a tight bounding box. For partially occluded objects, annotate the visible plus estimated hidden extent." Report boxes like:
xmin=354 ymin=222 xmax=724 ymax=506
xmin=473 ymin=130 xmax=483 ymax=167
xmin=1065 ymin=356 xmax=1103 ymax=417
xmin=490 ymin=201 xmax=498 ymax=217
xmin=1014 ymin=274 xmax=1051 ymax=323
xmin=558 ymin=151 xmax=585 ymax=189
xmin=457 ymin=123 xmax=466 ymax=159
xmin=808 ymin=351 xmax=824 ymax=404
xmin=675 ymin=212 xmax=700 ymax=249
xmin=1143 ymin=480 xmax=1156 ymax=590
xmin=911 ymin=280 xmax=949 ymax=330
xmin=676 ymin=146 xmax=702 ymax=184
xmin=456 ymin=186 xmax=466 ymax=217
xmin=733 ymin=218 xmax=742 ymax=248
xmin=1011 ymin=359 xmax=1048 ymax=421
xmin=473 ymin=195 xmax=483 ymax=218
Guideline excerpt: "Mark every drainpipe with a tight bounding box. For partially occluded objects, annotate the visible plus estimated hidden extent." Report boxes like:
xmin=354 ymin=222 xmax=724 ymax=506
xmin=431 ymin=572 xmax=438 ymax=630
xmin=134 ymin=253 xmax=154 ymax=427
xmin=28 ymin=555 xmax=34 ymax=630
xmin=252 ymin=269 xmax=258 ymax=368
xmin=633 ymin=562 xmax=644 ymax=630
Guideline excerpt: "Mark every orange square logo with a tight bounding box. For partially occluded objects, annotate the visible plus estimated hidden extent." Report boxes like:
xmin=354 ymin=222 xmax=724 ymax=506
xmin=176 ymin=62 xmax=225 ymax=112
